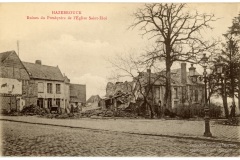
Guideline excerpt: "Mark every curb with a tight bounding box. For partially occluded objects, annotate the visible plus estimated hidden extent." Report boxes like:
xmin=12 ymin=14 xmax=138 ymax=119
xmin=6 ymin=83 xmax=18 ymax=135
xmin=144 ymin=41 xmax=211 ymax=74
xmin=1 ymin=118 xmax=240 ymax=145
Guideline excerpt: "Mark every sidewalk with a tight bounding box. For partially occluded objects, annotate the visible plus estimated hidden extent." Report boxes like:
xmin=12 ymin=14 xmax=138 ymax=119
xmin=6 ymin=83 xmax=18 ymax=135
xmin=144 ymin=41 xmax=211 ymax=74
xmin=0 ymin=115 xmax=239 ymax=144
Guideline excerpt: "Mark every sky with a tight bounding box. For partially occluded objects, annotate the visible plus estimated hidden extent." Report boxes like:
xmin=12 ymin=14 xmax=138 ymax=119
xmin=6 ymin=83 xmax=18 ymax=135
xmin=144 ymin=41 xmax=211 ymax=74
xmin=0 ymin=3 xmax=239 ymax=99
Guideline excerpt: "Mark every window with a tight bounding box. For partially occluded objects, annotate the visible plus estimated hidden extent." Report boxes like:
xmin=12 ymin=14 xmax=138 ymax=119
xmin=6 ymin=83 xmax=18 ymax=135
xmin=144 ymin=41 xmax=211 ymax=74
xmin=22 ymin=80 xmax=29 ymax=86
xmin=47 ymin=83 xmax=52 ymax=93
xmin=174 ymin=88 xmax=178 ymax=99
xmin=190 ymin=88 xmax=193 ymax=101
xmin=37 ymin=98 xmax=44 ymax=108
xmin=56 ymin=98 xmax=60 ymax=107
xmin=47 ymin=98 xmax=52 ymax=108
xmin=56 ymin=84 xmax=61 ymax=94
xmin=174 ymin=101 xmax=178 ymax=107
xmin=195 ymin=90 xmax=198 ymax=102
xmin=154 ymin=87 xmax=160 ymax=104
xmin=38 ymin=82 xmax=44 ymax=93
xmin=182 ymin=86 xmax=187 ymax=103
xmin=155 ymin=87 xmax=160 ymax=99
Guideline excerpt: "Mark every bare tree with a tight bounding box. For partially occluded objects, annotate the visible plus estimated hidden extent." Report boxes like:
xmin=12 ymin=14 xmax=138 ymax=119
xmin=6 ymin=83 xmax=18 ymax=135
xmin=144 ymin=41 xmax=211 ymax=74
xmin=130 ymin=3 xmax=218 ymax=109
xmin=108 ymin=52 xmax=166 ymax=118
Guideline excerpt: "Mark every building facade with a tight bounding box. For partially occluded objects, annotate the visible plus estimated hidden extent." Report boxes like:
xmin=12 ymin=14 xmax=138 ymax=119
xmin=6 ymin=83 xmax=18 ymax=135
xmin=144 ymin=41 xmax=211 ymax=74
xmin=23 ymin=60 xmax=70 ymax=112
xmin=1 ymin=50 xmax=87 ymax=113
xmin=0 ymin=51 xmax=37 ymax=112
xmin=136 ymin=63 xmax=205 ymax=109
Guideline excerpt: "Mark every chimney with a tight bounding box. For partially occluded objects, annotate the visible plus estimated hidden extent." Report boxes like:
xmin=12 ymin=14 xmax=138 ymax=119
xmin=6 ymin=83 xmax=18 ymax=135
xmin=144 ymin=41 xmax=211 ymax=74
xmin=181 ymin=63 xmax=187 ymax=84
xmin=35 ymin=60 xmax=42 ymax=65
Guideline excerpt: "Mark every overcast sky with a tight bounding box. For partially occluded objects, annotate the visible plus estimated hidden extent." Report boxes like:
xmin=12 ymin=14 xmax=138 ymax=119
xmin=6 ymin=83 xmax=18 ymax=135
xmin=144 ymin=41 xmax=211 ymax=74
xmin=0 ymin=3 xmax=239 ymax=99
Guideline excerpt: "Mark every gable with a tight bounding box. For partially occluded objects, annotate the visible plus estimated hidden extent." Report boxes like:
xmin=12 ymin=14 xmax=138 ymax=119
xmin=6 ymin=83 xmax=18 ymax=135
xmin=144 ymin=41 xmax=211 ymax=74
xmin=0 ymin=51 xmax=30 ymax=80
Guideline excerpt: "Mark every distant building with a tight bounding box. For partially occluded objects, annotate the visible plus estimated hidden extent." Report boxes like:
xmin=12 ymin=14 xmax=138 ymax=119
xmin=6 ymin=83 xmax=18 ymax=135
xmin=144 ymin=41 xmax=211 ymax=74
xmin=86 ymin=95 xmax=100 ymax=105
xmin=135 ymin=63 xmax=205 ymax=109
xmin=0 ymin=51 xmax=37 ymax=112
xmin=70 ymin=84 xmax=86 ymax=108
xmin=23 ymin=60 xmax=70 ymax=112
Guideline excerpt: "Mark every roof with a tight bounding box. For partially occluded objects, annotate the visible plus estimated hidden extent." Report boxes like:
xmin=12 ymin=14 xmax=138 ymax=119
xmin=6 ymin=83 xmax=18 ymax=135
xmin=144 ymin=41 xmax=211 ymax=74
xmin=170 ymin=68 xmax=202 ymax=85
xmin=23 ymin=62 xmax=64 ymax=81
xmin=136 ymin=72 xmax=166 ymax=86
xmin=64 ymin=75 xmax=70 ymax=83
xmin=0 ymin=50 xmax=14 ymax=63
xmin=137 ymin=68 xmax=203 ymax=87
xmin=86 ymin=95 xmax=101 ymax=103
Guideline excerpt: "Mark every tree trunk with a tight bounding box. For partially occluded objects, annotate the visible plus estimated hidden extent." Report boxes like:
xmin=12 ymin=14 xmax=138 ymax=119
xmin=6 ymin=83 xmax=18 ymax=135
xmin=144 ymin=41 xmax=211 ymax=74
xmin=164 ymin=61 xmax=172 ymax=111
xmin=222 ymin=78 xmax=229 ymax=119
xmin=222 ymin=95 xmax=229 ymax=119
xmin=148 ymin=102 xmax=154 ymax=119
xmin=144 ymin=98 xmax=154 ymax=119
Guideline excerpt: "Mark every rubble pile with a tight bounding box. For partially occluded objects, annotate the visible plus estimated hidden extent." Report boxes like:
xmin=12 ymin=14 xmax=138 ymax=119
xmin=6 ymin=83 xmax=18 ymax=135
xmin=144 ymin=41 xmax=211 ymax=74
xmin=21 ymin=105 xmax=49 ymax=116
xmin=81 ymin=108 xmax=137 ymax=118
xmin=81 ymin=109 xmax=105 ymax=117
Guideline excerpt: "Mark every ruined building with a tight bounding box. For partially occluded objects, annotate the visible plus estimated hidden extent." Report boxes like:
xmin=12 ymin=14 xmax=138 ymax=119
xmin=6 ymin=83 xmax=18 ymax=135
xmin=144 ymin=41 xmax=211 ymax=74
xmin=104 ymin=63 xmax=205 ymax=114
xmin=0 ymin=51 xmax=37 ymax=112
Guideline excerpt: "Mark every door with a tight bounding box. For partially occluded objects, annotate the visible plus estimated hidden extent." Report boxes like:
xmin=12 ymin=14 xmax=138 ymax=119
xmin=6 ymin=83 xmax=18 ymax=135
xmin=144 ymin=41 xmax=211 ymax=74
xmin=47 ymin=98 xmax=52 ymax=109
xmin=10 ymin=97 xmax=17 ymax=111
xmin=37 ymin=98 xmax=44 ymax=108
xmin=56 ymin=98 xmax=60 ymax=107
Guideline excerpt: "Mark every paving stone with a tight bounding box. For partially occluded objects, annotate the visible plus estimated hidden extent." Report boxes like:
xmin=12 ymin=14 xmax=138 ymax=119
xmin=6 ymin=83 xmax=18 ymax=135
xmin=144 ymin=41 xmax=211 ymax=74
xmin=1 ymin=121 xmax=240 ymax=156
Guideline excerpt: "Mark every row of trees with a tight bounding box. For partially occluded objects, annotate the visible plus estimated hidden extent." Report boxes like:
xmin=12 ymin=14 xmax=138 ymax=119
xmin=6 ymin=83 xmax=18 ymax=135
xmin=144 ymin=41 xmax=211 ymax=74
xmin=215 ymin=14 xmax=240 ymax=118
xmin=108 ymin=3 xmax=240 ymax=118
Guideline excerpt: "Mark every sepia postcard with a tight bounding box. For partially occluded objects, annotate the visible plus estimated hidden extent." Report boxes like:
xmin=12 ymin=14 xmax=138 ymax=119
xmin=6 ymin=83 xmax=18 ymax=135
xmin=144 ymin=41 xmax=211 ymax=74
xmin=0 ymin=2 xmax=240 ymax=157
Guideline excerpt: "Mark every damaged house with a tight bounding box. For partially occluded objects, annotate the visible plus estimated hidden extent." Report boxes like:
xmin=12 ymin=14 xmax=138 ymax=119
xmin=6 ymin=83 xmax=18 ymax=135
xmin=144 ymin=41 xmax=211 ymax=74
xmin=104 ymin=63 xmax=205 ymax=117
xmin=0 ymin=51 xmax=37 ymax=112
xmin=104 ymin=81 xmax=136 ymax=112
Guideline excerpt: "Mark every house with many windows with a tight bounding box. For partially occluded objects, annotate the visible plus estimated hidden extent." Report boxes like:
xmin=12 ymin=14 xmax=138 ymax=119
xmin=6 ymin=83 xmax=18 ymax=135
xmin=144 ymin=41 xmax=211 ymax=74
xmin=135 ymin=63 xmax=205 ymax=109
xmin=23 ymin=60 xmax=70 ymax=112
xmin=0 ymin=50 xmax=87 ymax=113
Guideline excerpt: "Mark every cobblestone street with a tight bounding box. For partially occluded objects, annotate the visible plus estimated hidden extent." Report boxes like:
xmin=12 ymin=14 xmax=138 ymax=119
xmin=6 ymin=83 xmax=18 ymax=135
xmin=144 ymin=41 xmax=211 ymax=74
xmin=1 ymin=121 xmax=240 ymax=156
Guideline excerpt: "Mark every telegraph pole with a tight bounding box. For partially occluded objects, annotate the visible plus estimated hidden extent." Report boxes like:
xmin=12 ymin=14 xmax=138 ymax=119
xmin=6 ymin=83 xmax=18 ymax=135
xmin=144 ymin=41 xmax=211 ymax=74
xmin=17 ymin=40 xmax=20 ymax=57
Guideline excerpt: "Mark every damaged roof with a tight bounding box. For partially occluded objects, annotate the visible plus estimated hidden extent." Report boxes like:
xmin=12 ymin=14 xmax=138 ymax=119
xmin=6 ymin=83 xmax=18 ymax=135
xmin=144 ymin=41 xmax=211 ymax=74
xmin=106 ymin=81 xmax=134 ymax=97
xmin=23 ymin=62 xmax=64 ymax=81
